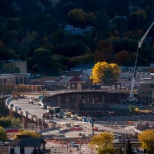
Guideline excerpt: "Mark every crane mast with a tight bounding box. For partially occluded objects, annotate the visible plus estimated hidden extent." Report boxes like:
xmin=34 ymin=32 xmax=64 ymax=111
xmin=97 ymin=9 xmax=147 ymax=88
xmin=129 ymin=21 xmax=154 ymax=102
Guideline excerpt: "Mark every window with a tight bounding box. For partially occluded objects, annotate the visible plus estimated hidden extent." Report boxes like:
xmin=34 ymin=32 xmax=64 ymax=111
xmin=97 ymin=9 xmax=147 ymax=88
xmin=24 ymin=77 xmax=27 ymax=84
xmin=16 ymin=78 xmax=18 ymax=84
xmin=20 ymin=78 xmax=22 ymax=84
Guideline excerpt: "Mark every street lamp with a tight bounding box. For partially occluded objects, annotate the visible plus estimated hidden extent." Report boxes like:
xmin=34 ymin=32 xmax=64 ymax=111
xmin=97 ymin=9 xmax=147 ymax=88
xmin=91 ymin=118 xmax=94 ymax=137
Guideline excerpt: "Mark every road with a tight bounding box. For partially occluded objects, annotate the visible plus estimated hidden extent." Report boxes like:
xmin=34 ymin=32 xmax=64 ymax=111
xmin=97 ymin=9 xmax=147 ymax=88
xmin=8 ymin=95 xmax=140 ymax=136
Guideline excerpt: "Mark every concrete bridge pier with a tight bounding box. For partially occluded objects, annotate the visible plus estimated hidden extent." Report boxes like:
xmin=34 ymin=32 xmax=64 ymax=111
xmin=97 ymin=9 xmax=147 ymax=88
xmin=22 ymin=117 xmax=28 ymax=129
xmin=75 ymin=95 xmax=80 ymax=115
xmin=9 ymin=110 xmax=14 ymax=118
xmin=58 ymin=96 xmax=61 ymax=109
xmin=66 ymin=96 xmax=70 ymax=112
xmin=37 ymin=118 xmax=48 ymax=130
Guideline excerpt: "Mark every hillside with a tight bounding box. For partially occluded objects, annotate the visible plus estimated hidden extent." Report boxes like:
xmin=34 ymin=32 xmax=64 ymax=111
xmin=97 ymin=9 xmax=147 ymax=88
xmin=0 ymin=0 xmax=153 ymax=75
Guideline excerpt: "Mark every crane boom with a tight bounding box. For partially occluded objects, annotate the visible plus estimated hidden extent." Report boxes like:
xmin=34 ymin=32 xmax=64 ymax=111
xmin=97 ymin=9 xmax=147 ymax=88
xmin=129 ymin=21 xmax=154 ymax=100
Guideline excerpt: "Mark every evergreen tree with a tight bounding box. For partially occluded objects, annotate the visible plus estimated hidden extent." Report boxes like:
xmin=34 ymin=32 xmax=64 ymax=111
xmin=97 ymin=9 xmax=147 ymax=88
xmin=126 ymin=139 xmax=134 ymax=154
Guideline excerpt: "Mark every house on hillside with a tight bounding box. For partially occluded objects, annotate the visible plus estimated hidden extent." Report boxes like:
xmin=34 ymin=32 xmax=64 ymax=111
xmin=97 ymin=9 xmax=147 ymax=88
xmin=68 ymin=76 xmax=85 ymax=90
xmin=57 ymin=75 xmax=91 ymax=90
xmin=28 ymin=80 xmax=45 ymax=91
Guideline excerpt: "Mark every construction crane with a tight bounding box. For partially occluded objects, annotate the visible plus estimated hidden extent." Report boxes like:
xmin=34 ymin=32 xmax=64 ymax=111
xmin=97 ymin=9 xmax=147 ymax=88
xmin=128 ymin=21 xmax=154 ymax=103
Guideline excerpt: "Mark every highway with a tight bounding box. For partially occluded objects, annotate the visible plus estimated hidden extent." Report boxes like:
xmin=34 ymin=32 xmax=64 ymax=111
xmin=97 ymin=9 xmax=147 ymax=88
xmin=6 ymin=95 xmax=140 ymax=137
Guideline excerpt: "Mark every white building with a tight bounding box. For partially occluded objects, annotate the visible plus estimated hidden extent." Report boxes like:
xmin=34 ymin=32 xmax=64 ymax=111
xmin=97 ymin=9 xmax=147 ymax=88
xmin=8 ymin=60 xmax=27 ymax=73
xmin=8 ymin=136 xmax=47 ymax=154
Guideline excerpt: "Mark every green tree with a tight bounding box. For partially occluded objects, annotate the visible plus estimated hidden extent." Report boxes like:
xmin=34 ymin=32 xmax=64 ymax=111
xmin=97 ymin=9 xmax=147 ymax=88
xmin=32 ymin=48 xmax=52 ymax=75
xmin=0 ymin=126 xmax=7 ymax=141
xmin=0 ymin=116 xmax=12 ymax=127
xmin=129 ymin=10 xmax=147 ymax=29
xmin=53 ymin=40 xmax=88 ymax=57
xmin=129 ymin=105 xmax=135 ymax=113
xmin=6 ymin=18 xmax=21 ymax=31
xmin=0 ymin=100 xmax=9 ymax=116
xmin=70 ymin=54 xmax=93 ymax=66
xmin=93 ymin=9 xmax=109 ymax=32
xmin=11 ymin=118 xmax=21 ymax=128
xmin=68 ymin=8 xmax=95 ymax=27
xmin=0 ymin=49 xmax=17 ymax=60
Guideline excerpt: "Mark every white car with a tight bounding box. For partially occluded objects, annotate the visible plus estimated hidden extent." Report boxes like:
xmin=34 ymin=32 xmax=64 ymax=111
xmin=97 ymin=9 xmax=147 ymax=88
xmin=113 ymin=139 xmax=121 ymax=143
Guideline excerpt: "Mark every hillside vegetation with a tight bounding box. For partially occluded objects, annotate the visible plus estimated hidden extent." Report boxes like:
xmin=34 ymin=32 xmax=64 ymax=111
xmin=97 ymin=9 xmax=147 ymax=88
xmin=0 ymin=0 xmax=154 ymax=75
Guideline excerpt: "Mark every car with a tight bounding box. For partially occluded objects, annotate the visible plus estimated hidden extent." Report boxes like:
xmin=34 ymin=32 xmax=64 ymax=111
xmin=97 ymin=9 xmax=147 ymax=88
xmin=69 ymin=142 xmax=78 ymax=147
xmin=113 ymin=139 xmax=121 ymax=143
xmin=23 ymin=111 xmax=29 ymax=116
xmin=70 ymin=127 xmax=83 ymax=131
xmin=13 ymin=106 xmax=18 ymax=111
xmin=29 ymin=99 xmax=34 ymax=104
xmin=40 ymin=104 xmax=47 ymax=109
xmin=8 ymin=104 xmax=14 ymax=109
xmin=18 ymin=108 xmax=22 ymax=111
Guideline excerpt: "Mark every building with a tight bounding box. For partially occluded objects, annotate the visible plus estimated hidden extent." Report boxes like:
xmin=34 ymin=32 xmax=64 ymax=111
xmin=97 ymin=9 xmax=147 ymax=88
xmin=7 ymin=60 xmax=27 ymax=73
xmin=0 ymin=74 xmax=15 ymax=86
xmin=0 ymin=73 xmax=30 ymax=87
xmin=8 ymin=135 xmax=47 ymax=154
xmin=138 ymin=81 xmax=154 ymax=104
xmin=14 ymin=73 xmax=30 ymax=85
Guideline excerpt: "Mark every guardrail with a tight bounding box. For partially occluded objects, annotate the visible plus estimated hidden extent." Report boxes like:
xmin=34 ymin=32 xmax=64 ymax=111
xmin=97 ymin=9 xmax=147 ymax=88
xmin=5 ymin=96 xmax=38 ymax=122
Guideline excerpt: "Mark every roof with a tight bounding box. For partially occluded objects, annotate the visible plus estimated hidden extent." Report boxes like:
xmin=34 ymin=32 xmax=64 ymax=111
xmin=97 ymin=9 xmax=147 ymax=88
xmin=28 ymin=81 xmax=44 ymax=86
xmin=68 ymin=76 xmax=85 ymax=83
xmin=9 ymin=137 xmax=45 ymax=147
xmin=72 ymin=63 xmax=94 ymax=70
xmin=58 ymin=77 xmax=73 ymax=83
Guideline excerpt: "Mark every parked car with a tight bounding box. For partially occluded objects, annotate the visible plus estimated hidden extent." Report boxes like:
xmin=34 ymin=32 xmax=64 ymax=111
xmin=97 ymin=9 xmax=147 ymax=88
xmin=29 ymin=99 xmax=34 ymax=104
xmin=69 ymin=142 xmax=78 ymax=147
xmin=23 ymin=111 xmax=29 ymax=116
xmin=70 ymin=127 xmax=83 ymax=131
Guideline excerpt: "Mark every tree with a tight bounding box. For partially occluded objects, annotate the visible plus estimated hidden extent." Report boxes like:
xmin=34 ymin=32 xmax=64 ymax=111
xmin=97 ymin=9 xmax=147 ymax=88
xmin=0 ymin=116 xmax=12 ymax=127
xmin=90 ymin=132 xmax=116 ymax=154
xmin=94 ymin=39 xmax=113 ymax=63
xmin=11 ymin=117 xmax=21 ymax=128
xmin=126 ymin=139 xmax=134 ymax=154
xmin=0 ymin=126 xmax=7 ymax=141
xmin=90 ymin=62 xmax=120 ymax=84
xmin=14 ymin=130 xmax=41 ymax=138
xmin=115 ymin=50 xmax=131 ymax=65
xmin=129 ymin=10 xmax=147 ymax=29
xmin=138 ymin=130 xmax=154 ymax=153
xmin=68 ymin=8 xmax=95 ymax=27
xmin=129 ymin=105 xmax=135 ymax=113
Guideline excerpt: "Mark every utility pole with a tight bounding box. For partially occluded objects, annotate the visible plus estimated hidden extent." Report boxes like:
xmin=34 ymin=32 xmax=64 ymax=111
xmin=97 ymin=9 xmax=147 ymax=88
xmin=92 ymin=118 xmax=94 ymax=137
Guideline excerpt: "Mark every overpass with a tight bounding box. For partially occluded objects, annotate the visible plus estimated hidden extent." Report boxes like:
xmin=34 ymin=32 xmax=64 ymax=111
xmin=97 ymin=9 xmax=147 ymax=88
xmin=5 ymin=89 xmax=130 ymax=130
xmin=43 ymin=89 xmax=130 ymax=115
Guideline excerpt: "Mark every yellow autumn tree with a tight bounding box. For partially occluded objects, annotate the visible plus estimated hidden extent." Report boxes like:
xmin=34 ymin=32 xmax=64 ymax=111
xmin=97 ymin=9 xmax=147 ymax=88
xmin=138 ymin=130 xmax=154 ymax=153
xmin=90 ymin=62 xmax=120 ymax=84
xmin=14 ymin=130 xmax=41 ymax=138
xmin=90 ymin=132 xmax=116 ymax=154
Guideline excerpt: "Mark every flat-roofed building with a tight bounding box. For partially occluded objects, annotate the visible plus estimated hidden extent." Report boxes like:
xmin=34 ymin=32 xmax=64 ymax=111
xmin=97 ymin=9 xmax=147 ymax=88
xmin=11 ymin=60 xmax=27 ymax=73
xmin=0 ymin=74 xmax=15 ymax=86
xmin=14 ymin=73 xmax=30 ymax=85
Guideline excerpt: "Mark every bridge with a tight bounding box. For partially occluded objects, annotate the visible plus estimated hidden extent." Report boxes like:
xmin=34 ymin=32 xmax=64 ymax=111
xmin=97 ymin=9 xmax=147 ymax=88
xmin=5 ymin=89 xmax=130 ymax=130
